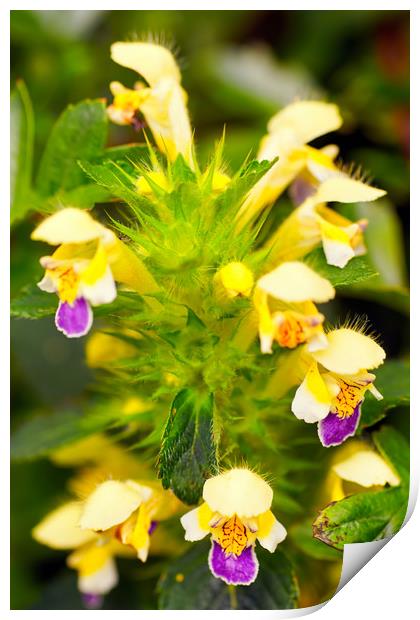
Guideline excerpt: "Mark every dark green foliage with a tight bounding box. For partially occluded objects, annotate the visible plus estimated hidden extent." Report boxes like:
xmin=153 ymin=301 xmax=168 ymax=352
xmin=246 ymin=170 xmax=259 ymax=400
xmin=158 ymin=390 xmax=218 ymax=504
xmin=158 ymin=541 xmax=299 ymax=609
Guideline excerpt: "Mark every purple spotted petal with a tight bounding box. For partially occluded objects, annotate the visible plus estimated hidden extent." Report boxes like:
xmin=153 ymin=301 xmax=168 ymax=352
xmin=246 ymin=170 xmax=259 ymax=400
xmin=208 ymin=541 xmax=259 ymax=586
xmin=318 ymin=403 xmax=361 ymax=447
xmin=82 ymin=593 xmax=103 ymax=609
xmin=55 ymin=298 xmax=93 ymax=338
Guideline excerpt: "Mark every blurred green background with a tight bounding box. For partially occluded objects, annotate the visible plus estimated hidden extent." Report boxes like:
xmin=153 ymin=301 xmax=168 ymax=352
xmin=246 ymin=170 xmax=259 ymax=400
xmin=11 ymin=10 xmax=409 ymax=610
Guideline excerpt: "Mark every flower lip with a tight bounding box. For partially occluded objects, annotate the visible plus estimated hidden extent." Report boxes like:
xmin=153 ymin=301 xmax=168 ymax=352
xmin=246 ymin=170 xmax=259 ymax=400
xmin=203 ymin=468 xmax=273 ymax=518
xmin=110 ymin=42 xmax=181 ymax=86
xmin=31 ymin=208 xmax=111 ymax=246
xmin=312 ymin=328 xmax=386 ymax=375
xmin=257 ymin=261 xmax=335 ymax=303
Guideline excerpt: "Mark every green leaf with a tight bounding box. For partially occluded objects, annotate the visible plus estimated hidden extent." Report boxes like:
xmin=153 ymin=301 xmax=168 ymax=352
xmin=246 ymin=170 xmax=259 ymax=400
xmin=171 ymin=154 xmax=196 ymax=183
xmin=360 ymin=360 xmax=409 ymax=428
xmin=11 ymin=410 xmax=114 ymax=461
xmin=158 ymin=389 xmax=218 ymax=504
xmin=312 ymin=486 xmax=407 ymax=550
xmin=289 ymin=520 xmax=342 ymax=561
xmin=304 ymin=247 xmax=377 ymax=287
xmin=10 ymin=80 xmax=34 ymax=223
xmin=339 ymin=200 xmax=409 ymax=314
xmin=10 ymin=285 xmax=58 ymax=319
xmin=80 ymin=160 xmax=147 ymax=210
xmin=36 ymin=99 xmax=108 ymax=197
xmin=46 ymin=184 xmax=112 ymax=211
xmin=372 ymin=426 xmax=409 ymax=486
xmin=158 ymin=541 xmax=299 ymax=610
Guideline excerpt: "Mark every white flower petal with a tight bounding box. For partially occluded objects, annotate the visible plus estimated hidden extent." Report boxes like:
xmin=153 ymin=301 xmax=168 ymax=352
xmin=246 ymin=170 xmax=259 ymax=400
xmin=78 ymin=557 xmax=118 ymax=595
xmin=291 ymin=364 xmax=332 ymax=423
xmin=80 ymin=266 xmax=117 ymax=306
xmin=258 ymin=517 xmax=287 ymax=553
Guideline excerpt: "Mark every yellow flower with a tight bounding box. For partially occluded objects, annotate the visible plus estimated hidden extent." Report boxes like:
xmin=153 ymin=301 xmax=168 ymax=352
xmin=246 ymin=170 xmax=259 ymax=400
xmin=254 ymin=261 xmax=335 ymax=354
xmin=85 ymin=330 xmax=139 ymax=368
xmin=109 ymin=42 xmax=194 ymax=167
xmin=33 ymin=475 xmax=182 ymax=605
xmin=267 ymin=176 xmax=385 ymax=268
xmin=291 ymin=328 xmax=385 ymax=446
xmin=79 ymin=479 xmax=179 ymax=562
xmin=236 ymin=100 xmax=342 ymax=229
xmin=32 ymin=501 xmax=127 ymax=606
xmin=325 ymin=440 xmax=400 ymax=503
xmin=180 ymin=467 xmax=286 ymax=586
xmin=31 ymin=208 xmax=158 ymax=337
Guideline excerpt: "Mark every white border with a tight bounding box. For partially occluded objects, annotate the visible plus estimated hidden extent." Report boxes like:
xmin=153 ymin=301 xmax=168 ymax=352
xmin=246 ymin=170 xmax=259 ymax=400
xmin=4 ymin=3 xmax=416 ymax=619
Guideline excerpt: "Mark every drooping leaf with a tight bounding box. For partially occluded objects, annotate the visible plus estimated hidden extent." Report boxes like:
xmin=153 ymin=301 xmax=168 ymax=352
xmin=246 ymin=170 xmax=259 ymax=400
xmin=158 ymin=540 xmax=299 ymax=610
xmin=360 ymin=360 xmax=409 ymax=428
xmin=11 ymin=410 xmax=114 ymax=461
xmin=11 ymin=400 xmax=154 ymax=462
xmin=304 ymin=248 xmax=377 ymax=287
xmin=158 ymin=389 xmax=217 ymax=504
xmin=10 ymin=80 xmax=34 ymax=223
xmin=312 ymin=486 xmax=407 ymax=551
xmin=36 ymin=99 xmax=108 ymax=197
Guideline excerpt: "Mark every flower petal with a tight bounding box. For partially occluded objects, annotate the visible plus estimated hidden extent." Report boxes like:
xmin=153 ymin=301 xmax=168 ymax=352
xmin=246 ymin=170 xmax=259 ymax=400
xmin=333 ymin=450 xmax=400 ymax=487
xmin=31 ymin=208 xmax=111 ymax=245
xmin=203 ymin=468 xmax=273 ymax=518
xmin=180 ymin=503 xmax=213 ymax=541
xmin=257 ymin=510 xmax=287 ymax=552
xmin=267 ymin=101 xmax=342 ymax=145
xmin=78 ymin=557 xmax=118 ymax=595
xmin=55 ymin=298 xmax=93 ymax=338
xmin=79 ymin=480 xmax=148 ymax=531
xmin=314 ymin=177 xmax=386 ymax=205
xmin=208 ymin=541 xmax=259 ymax=586
xmin=80 ymin=266 xmax=117 ymax=306
xmin=318 ymin=404 xmax=361 ymax=447
xmin=291 ymin=363 xmax=332 ymax=423
xmin=32 ymin=502 xmax=97 ymax=550
xmin=312 ymin=328 xmax=386 ymax=375
xmin=317 ymin=219 xmax=356 ymax=268
xmin=257 ymin=262 xmax=335 ymax=303
xmin=111 ymin=42 xmax=181 ymax=86
xmin=37 ymin=272 xmax=57 ymax=293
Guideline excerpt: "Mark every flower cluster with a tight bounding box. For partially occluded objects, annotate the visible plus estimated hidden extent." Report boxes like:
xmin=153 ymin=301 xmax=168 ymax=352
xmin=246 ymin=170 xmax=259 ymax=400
xmin=30 ymin=40 xmax=398 ymax=605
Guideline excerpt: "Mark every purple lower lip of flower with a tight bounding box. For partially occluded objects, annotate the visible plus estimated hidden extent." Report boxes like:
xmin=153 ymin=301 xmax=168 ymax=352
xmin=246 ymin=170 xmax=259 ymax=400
xmin=55 ymin=298 xmax=93 ymax=338
xmin=208 ymin=541 xmax=259 ymax=586
xmin=81 ymin=593 xmax=103 ymax=609
xmin=318 ymin=402 xmax=362 ymax=447
xmin=148 ymin=520 xmax=158 ymax=535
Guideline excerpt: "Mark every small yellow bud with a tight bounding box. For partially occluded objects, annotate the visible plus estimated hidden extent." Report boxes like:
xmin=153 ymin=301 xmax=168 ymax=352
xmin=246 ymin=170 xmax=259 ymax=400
xmin=217 ymin=262 xmax=254 ymax=298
